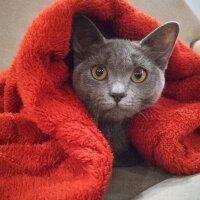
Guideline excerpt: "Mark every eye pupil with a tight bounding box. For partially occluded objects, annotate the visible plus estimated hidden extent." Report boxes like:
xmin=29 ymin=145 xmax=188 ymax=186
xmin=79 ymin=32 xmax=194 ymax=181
xmin=96 ymin=67 xmax=104 ymax=77
xmin=134 ymin=70 xmax=142 ymax=80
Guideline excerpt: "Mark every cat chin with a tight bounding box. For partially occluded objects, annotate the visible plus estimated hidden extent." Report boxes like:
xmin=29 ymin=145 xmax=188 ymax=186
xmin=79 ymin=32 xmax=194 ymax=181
xmin=99 ymin=107 xmax=135 ymax=122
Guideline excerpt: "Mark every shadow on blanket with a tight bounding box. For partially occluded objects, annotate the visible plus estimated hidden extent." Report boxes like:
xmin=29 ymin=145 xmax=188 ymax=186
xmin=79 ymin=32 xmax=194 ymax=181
xmin=0 ymin=0 xmax=200 ymax=199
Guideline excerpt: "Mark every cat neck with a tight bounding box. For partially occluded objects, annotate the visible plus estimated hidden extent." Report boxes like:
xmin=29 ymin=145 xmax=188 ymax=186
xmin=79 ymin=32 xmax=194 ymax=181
xmin=98 ymin=118 xmax=131 ymax=154
xmin=98 ymin=118 xmax=130 ymax=135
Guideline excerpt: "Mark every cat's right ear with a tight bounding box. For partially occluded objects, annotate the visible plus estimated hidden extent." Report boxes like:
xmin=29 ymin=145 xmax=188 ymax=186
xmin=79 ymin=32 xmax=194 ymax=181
xmin=72 ymin=15 xmax=105 ymax=54
xmin=140 ymin=22 xmax=179 ymax=70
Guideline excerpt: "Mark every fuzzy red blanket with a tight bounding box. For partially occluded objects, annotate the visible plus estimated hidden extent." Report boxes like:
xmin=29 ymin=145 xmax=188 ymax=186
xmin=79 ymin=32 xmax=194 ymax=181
xmin=0 ymin=0 xmax=200 ymax=199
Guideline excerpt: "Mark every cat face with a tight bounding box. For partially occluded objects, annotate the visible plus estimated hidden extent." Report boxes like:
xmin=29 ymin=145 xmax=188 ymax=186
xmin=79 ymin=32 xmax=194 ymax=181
xmin=72 ymin=16 xmax=179 ymax=122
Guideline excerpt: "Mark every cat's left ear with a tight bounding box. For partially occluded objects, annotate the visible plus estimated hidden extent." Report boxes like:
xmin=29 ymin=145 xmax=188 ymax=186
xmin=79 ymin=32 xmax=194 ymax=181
xmin=140 ymin=22 xmax=179 ymax=70
xmin=72 ymin=15 xmax=105 ymax=54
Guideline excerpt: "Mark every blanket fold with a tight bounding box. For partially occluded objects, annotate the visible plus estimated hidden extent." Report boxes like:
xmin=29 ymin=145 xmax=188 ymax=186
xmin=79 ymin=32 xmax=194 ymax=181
xmin=0 ymin=0 xmax=200 ymax=199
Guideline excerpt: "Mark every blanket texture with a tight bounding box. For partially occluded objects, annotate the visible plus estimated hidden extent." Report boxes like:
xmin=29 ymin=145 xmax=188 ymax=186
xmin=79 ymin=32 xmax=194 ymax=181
xmin=0 ymin=0 xmax=200 ymax=199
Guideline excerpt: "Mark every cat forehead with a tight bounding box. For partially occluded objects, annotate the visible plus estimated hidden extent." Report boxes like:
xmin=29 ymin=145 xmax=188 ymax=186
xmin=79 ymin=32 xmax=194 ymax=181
xmin=89 ymin=39 xmax=152 ymax=70
xmin=102 ymin=39 xmax=141 ymax=55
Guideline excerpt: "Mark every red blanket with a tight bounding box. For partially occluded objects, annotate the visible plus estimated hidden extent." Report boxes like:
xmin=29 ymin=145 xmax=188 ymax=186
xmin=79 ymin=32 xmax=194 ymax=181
xmin=0 ymin=0 xmax=200 ymax=199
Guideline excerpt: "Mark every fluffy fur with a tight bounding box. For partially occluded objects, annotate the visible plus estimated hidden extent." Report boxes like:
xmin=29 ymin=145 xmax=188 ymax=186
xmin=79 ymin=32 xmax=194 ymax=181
xmin=0 ymin=0 xmax=200 ymax=199
xmin=72 ymin=16 xmax=179 ymax=166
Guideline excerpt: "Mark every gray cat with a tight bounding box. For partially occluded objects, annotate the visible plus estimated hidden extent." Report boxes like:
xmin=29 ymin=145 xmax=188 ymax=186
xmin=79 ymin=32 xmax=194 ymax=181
xmin=72 ymin=15 xmax=179 ymax=167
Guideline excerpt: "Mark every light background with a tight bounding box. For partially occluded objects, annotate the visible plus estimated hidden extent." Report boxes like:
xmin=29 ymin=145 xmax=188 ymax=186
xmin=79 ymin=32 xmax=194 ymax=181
xmin=0 ymin=0 xmax=200 ymax=70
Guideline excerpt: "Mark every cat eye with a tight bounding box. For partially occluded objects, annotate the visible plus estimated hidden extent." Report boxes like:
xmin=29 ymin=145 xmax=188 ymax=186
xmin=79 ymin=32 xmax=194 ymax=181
xmin=91 ymin=65 xmax=107 ymax=81
xmin=131 ymin=68 xmax=147 ymax=83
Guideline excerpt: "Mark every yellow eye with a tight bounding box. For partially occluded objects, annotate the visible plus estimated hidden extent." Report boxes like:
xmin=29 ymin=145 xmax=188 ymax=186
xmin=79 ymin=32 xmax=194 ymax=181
xmin=91 ymin=65 xmax=107 ymax=81
xmin=131 ymin=68 xmax=147 ymax=83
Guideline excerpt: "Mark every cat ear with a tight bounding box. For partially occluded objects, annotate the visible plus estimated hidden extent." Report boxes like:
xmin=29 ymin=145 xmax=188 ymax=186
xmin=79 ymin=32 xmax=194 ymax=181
xmin=72 ymin=15 xmax=105 ymax=54
xmin=140 ymin=22 xmax=179 ymax=70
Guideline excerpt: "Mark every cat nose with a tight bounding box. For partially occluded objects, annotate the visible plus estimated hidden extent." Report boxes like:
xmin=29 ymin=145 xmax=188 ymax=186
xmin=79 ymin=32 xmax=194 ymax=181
xmin=111 ymin=92 xmax=126 ymax=103
xmin=110 ymin=82 xmax=126 ymax=103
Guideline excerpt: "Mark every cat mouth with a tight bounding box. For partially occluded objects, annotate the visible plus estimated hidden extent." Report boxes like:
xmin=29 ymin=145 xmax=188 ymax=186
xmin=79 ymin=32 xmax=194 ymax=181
xmin=101 ymin=103 xmax=130 ymax=111
xmin=100 ymin=101 xmax=137 ymax=116
xmin=102 ymin=103 xmax=138 ymax=119
xmin=104 ymin=105 xmax=128 ymax=114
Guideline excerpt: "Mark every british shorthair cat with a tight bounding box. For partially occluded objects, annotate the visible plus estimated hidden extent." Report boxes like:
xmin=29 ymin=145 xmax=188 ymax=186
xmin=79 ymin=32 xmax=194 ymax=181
xmin=72 ymin=15 xmax=179 ymax=166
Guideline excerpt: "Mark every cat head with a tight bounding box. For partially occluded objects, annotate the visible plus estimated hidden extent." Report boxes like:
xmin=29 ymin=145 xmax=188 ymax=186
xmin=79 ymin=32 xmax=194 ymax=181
xmin=72 ymin=15 xmax=179 ymax=122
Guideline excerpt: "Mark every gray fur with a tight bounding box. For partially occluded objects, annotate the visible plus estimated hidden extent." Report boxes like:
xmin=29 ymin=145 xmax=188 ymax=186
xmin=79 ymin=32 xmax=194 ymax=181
xmin=72 ymin=15 xmax=179 ymax=166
